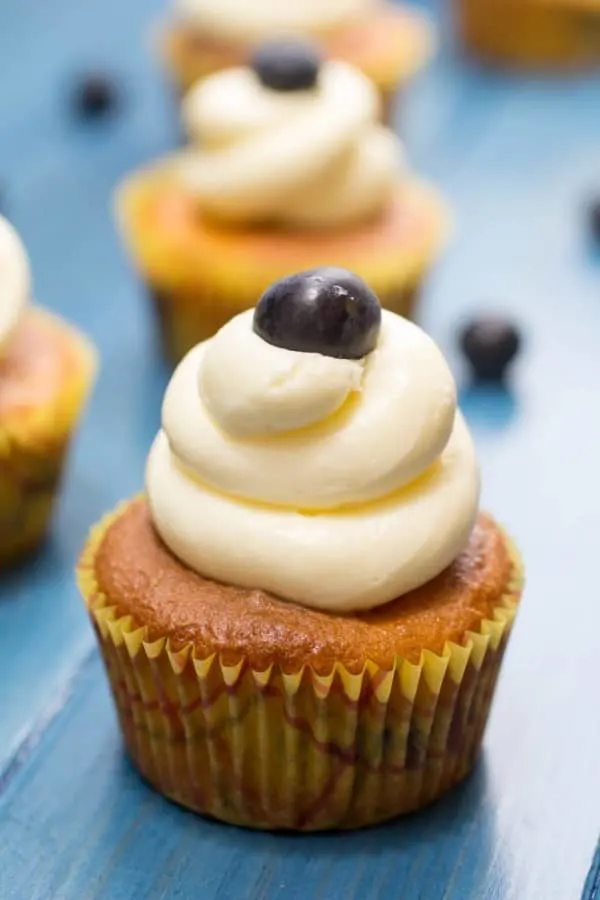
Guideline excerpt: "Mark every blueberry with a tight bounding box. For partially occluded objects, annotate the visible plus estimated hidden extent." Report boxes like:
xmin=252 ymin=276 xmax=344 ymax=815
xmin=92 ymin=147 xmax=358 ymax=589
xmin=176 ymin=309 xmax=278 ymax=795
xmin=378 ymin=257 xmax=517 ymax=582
xmin=251 ymin=40 xmax=321 ymax=92
xmin=253 ymin=267 xmax=381 ymax=360
xmin=73 ymin=73 xmax=120 ymax=118
xmin=460 ymin=316 xmax=521 ymax=381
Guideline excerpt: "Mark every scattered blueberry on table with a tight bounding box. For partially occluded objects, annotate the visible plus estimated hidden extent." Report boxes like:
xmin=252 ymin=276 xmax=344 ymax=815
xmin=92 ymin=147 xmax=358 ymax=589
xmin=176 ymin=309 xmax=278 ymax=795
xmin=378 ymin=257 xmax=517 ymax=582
xmin=459 ymin=316 xmax=521 ymax=382
xmin=72 ymin=73 xmax=120 ymax=118
xmin=253 ymin=267 xmax=381 ymax=359
xmin=251 ymin=40 xmax=322 ymax=92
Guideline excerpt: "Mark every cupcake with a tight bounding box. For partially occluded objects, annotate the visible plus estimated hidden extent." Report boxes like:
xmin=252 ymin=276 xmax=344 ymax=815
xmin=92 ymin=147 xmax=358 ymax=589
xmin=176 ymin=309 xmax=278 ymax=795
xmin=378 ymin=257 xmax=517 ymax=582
xmin=158 ymin=0 xmax=434 ymax=122
xmin=456 ymin=0 xmax=600 ymax=69
xmin=0 ymin=216 xmax=96 ymax=566
xmin=78 ymin=268 xmax=523 ymax=831
xmin=117 ymin=45 xmax=449 ymax=363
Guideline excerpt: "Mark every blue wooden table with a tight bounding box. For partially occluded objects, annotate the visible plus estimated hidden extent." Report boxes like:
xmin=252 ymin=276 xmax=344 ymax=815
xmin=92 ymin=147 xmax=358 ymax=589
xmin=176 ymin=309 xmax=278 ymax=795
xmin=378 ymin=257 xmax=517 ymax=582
xmin=0 ymin=0 xmax=599 ymax=897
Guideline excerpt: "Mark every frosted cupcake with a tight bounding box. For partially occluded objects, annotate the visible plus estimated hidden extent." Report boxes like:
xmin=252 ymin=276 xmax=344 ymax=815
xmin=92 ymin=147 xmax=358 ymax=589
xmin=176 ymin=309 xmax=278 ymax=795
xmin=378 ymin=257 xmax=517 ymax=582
xmin=158 ymin=0 xmax=434 ymax=122
xmin=78 ymin=268 xmax=522 ymax=830
xmin=456 ymin=0 xmax=600 ymax=69
xmin=117 ymin=44 xmax=449 ymax=362
xmin=0 ymin=216 xmax=96 ymax=565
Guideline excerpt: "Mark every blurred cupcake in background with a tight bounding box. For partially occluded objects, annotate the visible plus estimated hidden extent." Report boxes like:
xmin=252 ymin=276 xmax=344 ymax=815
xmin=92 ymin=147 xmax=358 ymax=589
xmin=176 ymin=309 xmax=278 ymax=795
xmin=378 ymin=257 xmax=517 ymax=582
xmin=0 ymin=216 xmax=96 ymax=566
xmin=158 ymin=0 xmax=434 ymax=123
xmin=455 ymin=0 xmax=600 ymax=69
xmin=117 ymin=43 xmax=449 ymax=362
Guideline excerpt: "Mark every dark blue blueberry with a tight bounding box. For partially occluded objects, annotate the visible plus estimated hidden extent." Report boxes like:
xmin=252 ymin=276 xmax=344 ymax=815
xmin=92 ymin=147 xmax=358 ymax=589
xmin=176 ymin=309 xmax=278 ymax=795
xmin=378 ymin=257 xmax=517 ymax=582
xmin=251 ymin=40 xmax=321 ymax=92
xmin=73 ymin=73 xmax=120 ymax=118
xmin=460 ymin=316 xmax=521 ymax=381
xmin=253 ymin=267 xmax=381 ymax=360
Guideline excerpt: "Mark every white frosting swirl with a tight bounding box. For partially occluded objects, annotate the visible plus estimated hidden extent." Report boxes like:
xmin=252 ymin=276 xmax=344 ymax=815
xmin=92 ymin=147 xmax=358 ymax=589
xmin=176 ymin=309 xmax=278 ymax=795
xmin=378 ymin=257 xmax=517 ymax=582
xmin=179 ymin=61 xmax=400 ymax=227
xmin=147 ymin=310 xmax=480 ymax=612
xmin=175 ymin=0 xmax=373 ymax=41
xmin=0 ymin=215 xmax=29 ymax=349
xmin=201 ymin=312 xmax=365 ymax=438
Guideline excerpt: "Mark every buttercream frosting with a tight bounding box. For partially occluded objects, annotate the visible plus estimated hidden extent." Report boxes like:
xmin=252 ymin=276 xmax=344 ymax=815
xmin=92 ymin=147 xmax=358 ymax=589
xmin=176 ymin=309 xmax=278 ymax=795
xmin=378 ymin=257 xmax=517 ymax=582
xmin=179 ymin=61 xmax=401 ymax=227
xmin=175 ymin=0 xmax=373 ymax=42
xmin=147 ymin=309 xmax=480 ymax=612
xmin=0 ymin=215 xmax=29 ymax=350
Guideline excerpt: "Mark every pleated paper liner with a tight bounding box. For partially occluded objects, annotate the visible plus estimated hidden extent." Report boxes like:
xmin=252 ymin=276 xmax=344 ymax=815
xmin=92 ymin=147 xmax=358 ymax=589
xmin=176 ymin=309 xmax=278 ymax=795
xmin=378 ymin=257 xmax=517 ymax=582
xmin=79 ymin=503 xmax=522 ymax=831
xmin=115 ymin=170 xmax=450 ymax=362
xmin=0 ymin=310 xmax=97 ymax=566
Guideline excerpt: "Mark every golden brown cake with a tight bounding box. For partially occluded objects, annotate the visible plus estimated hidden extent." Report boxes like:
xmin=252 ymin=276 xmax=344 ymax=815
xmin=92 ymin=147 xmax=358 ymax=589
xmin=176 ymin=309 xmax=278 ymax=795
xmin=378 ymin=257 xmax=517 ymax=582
xmin=159 ymin=4 xmax=434 ymax=123
xmin=78 ymin=268 xmax=522 ymax=830
xmin=456 ymin=0 xmax=600 ymax=69
xmin=89 ymin=499 xmax=516 ymax=671
xmin=116 ymin=47 xmax=449 ymax=362
xmin=0 ymin=217 xmax=96 ymax=565
xmin=80 ymin=501 xmax=519 ymax=830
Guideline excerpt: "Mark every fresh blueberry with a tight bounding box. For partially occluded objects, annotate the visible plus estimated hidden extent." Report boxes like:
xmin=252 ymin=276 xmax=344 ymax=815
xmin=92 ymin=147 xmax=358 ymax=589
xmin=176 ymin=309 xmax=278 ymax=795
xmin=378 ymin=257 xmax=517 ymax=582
xmin=253 ymin=267 xmax=381 ymax=360
xmin=73 ymin=73 xmax=120 ymax=118
xmin=251 ymin=40 xmax=321 ymax=92
xmin=460 ymin=316 xmax=521 ymax=381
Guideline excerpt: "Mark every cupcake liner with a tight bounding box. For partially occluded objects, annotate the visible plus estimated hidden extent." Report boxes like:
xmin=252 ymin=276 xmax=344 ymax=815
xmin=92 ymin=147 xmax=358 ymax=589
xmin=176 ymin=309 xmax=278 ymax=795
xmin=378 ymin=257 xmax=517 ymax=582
xmin=78 ymin=504 xmax=522 ymax=831
xmin=116 ymin=171 xmax=449 ymax=363
xmin=0 ymin=315 xmax=96 ymax=566
xmin=147 ymin=280 xmax=422 ymax=363
xmin=457 ymin=0 xmax=600 ymax=69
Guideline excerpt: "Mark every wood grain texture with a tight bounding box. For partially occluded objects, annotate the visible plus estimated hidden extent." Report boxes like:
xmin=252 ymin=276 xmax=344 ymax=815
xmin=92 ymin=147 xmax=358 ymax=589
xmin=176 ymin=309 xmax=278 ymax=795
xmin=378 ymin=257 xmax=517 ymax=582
xmin=0 ymin=0 xmax=600 ymax=897
xmin=584 ymin=841 xmax=600 ymax=900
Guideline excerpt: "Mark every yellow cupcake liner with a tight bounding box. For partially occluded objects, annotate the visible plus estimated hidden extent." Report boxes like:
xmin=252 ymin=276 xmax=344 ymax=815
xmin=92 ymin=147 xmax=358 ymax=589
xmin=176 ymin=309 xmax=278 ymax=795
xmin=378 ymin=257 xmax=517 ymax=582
xmin=457 ymin=0 xmax=600 ymax=69
xmin=0 ymin=312 xmax=97 ymax=566
xmin=116 ymin=169 xmax=449 ymax=299
xmin=116 ymin=170 xmax=450 ymax=362
xmin=78 ymin=502 xmax=523 ymax=831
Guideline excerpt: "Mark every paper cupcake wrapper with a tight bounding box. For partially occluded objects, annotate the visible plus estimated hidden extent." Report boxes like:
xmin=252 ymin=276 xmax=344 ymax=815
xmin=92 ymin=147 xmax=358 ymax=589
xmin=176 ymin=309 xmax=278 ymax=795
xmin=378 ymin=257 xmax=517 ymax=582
xmin=0 ymin=319 xmax=96 ymax=566
xmin=78 ymin=504 xmax=522 ymax=831
xmin=116 ymin=171 xmax=448 ymax=364
xmin=146 ymin=279 xmax=422 ymax=363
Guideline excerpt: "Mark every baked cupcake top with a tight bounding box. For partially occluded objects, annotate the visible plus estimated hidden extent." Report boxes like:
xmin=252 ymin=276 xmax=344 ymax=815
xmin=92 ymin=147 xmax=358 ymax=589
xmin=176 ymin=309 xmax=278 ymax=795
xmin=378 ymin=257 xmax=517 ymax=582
xmin=178 ymin=42 xmax=401 ymax=227
xmin=174 ymin=0 xmax=373 ymax=43
xmin=0 ymin=215 xmax=29 ymax=351
xmin=146 ymin=268 xmax=480 ymax=612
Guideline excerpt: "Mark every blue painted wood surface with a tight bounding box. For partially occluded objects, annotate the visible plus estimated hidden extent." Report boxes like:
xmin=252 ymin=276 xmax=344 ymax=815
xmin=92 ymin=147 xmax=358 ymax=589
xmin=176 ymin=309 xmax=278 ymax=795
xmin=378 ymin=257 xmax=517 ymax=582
xmin=0 ymin=0 xmax=599 ymax=897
